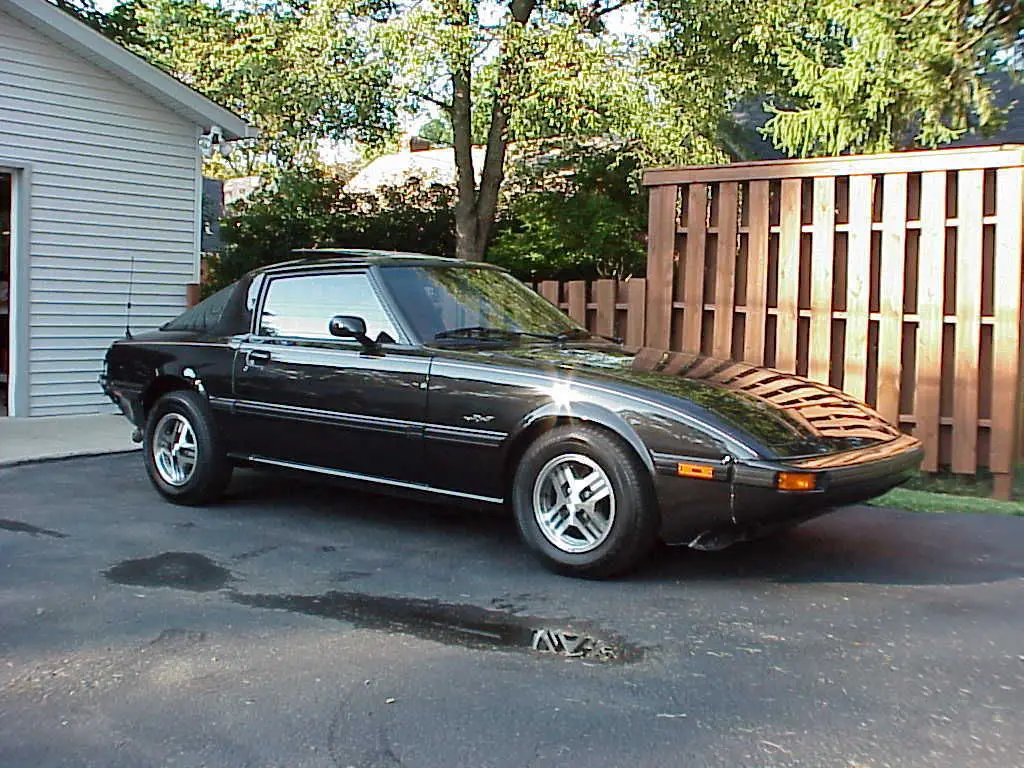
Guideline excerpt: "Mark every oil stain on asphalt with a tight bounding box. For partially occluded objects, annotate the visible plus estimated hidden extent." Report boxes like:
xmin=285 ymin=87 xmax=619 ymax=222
xmin=104 ymin=552 xmax=232 ymax=592
xmin=103 ymin=553 xmax=639 ymax=662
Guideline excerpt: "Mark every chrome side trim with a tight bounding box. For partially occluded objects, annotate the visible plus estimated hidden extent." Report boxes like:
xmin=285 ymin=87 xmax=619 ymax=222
xmin=242 ymin=455 xmax=504 ymax=505
xmin=424 ymin=423 xmax=506 ymax=447
xmin=233 ymin=399 xmax=421 ymax=436
xmin=221 ymin=397 xmax=508 ymax=443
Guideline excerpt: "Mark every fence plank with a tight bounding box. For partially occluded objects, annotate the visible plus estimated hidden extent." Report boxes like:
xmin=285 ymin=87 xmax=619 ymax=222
xmin=844 ymin=174 xmax=873 ymax=401
xmin=776 ymin=178 xmax=802 ymax=372
xmin=645 ymin=185 xmax=676 ymax=348
xmin=743 ymin=181 xmax=770 ymax=364
xmin=567 ymin=281 xmax=587 ymax=325
xmin=539 ymin=280 xmax=559 ymax=305
xmin=808 ymin=177 xmax=835 ymax=383
xmin=713 ymin=182 xmax=738 ymax=358
xmin=683 ymin=183 xmax=708 ymax=352
xmin=877 ymin=172 xmax=908 ymax=424
xmin=915 ymin=171 xmax=946 ymax=471
xmin=991 ymin=167 xmax=1024 ymax=483
xmin=626 ymin=279 xmax=646 ymax=347
xmin=952 ymin=169 xmax=984 ymax=474
xmin=595 ymin=279 xmax=616 ymax=338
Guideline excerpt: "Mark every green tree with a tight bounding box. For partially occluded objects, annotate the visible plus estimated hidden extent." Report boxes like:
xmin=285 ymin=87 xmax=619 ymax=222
xmin=418 ymin=117 xmax=454 ymax=147
xmin=489 ymin=144 xmax=648 ymax=280
xmin=52 ymin=0 xmax=107 ymax=30
xmin=112 ymin=0 xmax=398 ymax=170
xmin=373 ymin=0 xmax=734 ymax=262
xmin=656 ymin=0 xmax=1024 ymax=156
xmin=767 ymin=0 xmax=1022 ymax=155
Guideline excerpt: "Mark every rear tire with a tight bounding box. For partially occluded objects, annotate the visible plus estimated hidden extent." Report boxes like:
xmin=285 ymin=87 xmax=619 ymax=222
xmin=143 ymin=390 xmax=232 ymax=506
xmin=512 ymin=425 xmax=659 ymax=578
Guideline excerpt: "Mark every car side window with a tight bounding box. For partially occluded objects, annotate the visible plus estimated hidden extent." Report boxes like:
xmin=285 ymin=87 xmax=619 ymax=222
xmin=257 ymin=272 xmax=399 ymax=342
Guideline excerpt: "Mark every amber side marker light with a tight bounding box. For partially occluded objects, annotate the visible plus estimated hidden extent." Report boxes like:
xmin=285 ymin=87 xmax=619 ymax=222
xmin=677 ymin=462 xmax=715 ymax=480
xmin=775 ymin=472 xmax=818 ymax=492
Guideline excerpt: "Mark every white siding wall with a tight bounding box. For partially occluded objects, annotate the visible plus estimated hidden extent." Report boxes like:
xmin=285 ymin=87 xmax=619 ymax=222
xmin=0 ymin=9 xmax=199 ymax=415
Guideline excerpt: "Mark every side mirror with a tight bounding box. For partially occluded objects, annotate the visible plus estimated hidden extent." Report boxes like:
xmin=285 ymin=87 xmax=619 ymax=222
xmin=328 ymin=315 xmax=380 ymax=353
xmin=329 ymin=315 xmax=367 ymax=338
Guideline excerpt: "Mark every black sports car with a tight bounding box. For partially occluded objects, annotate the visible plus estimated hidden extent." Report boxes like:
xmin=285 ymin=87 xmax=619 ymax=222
xmin=101 ymin=250 xmax=923 ymax=577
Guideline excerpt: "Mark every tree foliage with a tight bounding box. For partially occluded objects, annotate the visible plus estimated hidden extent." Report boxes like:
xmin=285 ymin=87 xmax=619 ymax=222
xmin=105 ymin=0 xmax=398 ymax=169
xmin=766 ymin=0 xmax=1022 ymax=155
xmin=209 ymin=170 xmax=456 ymax=290
xmin=657 ymin=0 xmax=1024 ymax=156
xmin=489 ymin=145 xmax=648 ymax=280
xmin=374 ymin=0 xmax=736 ymax=262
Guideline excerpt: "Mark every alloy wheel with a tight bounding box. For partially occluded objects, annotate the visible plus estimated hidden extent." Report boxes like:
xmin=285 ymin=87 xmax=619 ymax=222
xmin=532 ymin=453 xmax=616 ymax=554
xmin=152 ymin=412 xmax=199 ymax=487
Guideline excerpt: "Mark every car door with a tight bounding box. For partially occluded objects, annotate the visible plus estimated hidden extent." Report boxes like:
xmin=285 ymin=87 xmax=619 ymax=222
xmin=231 ymin=269 xmax=430 ymax=483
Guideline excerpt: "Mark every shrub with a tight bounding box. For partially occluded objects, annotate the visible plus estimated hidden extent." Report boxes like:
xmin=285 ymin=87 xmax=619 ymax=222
xmin=488 ymin=147 xmax=648 ymax=282
xmin=208 ymin=169 xmax=456 ymax=290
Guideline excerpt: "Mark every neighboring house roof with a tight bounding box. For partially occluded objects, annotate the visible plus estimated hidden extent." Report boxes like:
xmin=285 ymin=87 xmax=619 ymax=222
xmin=346 ymin=142 xmax=485 ymax=193
xmin=726 ymin=99 xmax=786 ymax=160
xmin=1 ymin=0 xmax=253 ymax=139
xmin=945 ymin=71 xmax=1024 ymax=147
xmin=223 ymin=175 xmax=264 ymax=207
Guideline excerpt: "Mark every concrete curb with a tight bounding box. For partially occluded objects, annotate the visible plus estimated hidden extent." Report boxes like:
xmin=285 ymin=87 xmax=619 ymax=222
xmin=0 ymin=446 xmax=141 ymax=470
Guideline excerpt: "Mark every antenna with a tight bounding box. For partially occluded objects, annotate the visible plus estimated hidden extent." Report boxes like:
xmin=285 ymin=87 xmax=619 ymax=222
xmin=124 ymin=253 xmax=135 ymax=339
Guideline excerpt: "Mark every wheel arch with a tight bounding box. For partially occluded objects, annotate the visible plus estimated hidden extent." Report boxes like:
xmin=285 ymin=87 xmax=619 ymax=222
xmin=141 ymin=375 xmax=194 ymax=418
xmin=501 ymin=403 xmax=656 ymax=499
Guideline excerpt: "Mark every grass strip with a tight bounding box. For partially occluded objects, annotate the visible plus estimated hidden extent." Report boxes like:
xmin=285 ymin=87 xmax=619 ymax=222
xmin=871 ymin=487 xmax=1024 ymax=517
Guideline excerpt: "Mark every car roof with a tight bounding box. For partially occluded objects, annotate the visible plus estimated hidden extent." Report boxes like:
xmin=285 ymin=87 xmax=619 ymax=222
xmin=252 ymin=249 xmax=503 ymax=276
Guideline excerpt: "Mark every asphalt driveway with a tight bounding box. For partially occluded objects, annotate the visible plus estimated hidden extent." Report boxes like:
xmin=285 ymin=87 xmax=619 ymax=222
xmin=1 ymin=454 xmax=1023 ymax=767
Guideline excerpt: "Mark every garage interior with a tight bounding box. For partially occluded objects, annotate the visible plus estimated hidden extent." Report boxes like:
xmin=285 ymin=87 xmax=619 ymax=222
xmin=1 ymin=172 xmax=10 ymax=417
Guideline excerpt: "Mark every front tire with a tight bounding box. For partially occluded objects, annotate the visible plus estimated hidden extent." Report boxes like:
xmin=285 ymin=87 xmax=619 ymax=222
xmin=512 ymin=425 xmax=659 ymax=578
xmin=143 ymin=390 xmax=232 ymax=506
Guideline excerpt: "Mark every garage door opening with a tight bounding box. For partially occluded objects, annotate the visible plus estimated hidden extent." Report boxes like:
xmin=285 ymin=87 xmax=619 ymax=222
xmin=0 ymin=172 xmax=10 ymax=416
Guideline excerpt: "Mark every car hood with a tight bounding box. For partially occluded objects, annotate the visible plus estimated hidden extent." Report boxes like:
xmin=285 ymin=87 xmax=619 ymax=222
xmin=485 ymin=344 xmax=902 ymax=458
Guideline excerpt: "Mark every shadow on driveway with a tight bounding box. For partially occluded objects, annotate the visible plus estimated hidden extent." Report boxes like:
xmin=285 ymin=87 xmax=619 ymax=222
xmin=220 ymin=468 xmax=1024 ymax=588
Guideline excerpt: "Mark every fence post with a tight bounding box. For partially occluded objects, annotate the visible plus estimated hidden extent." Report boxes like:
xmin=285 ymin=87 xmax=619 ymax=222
xmin=991 ymin=164 xmax=1024 ymax=499
xmin=645 ymin=185 xmax=676 ymax=349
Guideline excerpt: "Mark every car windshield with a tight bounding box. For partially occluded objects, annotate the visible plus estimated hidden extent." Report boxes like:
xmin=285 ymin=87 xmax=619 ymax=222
xmin=378 ymin=265 xmax=588 ymax=344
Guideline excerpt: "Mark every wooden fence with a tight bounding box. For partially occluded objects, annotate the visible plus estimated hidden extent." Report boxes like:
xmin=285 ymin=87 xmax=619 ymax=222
xmin=538 ymin=146 xmax=1024 ymax=499
xmin=534 ymin=278 xmax=648 ymax=348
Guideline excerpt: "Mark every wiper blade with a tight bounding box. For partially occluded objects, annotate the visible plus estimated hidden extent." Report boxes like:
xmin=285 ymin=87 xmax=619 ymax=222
xmin=434 ymin=326 xmax=573 ymax=342
xmin=434 ymin=326 xmax=623 ymax=344
xmin=434 ymin=326 xmax=523 ymax=340
xmin=553 ymin=328 xmax=593 ymax=341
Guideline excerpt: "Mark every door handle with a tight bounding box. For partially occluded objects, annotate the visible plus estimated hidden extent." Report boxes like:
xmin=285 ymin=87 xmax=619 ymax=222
xmin=246 ymin=349 xmax=272 ymax=366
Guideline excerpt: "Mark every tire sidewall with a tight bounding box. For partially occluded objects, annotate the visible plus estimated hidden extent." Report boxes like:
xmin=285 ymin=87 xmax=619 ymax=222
xmin=512 ymin=427 xmax=653 ymax=575
xmin=143 ymin=390 xmax=225 ymax=504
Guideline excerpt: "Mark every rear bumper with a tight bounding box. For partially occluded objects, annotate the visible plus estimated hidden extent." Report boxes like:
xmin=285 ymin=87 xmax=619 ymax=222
xmin=654 ymin=435 xmax=924 ymax=545
xmin=99 ymin=375 xmax=145 ymax=429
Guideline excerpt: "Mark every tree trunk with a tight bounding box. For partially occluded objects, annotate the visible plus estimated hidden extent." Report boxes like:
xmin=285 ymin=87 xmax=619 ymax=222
xmin=449 ymin=0 xmax=536 ymax=261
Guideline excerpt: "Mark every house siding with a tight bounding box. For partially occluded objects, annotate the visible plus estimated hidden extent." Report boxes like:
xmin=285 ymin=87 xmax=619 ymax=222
xmin=0 ymin=9 xmax=199 ymax=415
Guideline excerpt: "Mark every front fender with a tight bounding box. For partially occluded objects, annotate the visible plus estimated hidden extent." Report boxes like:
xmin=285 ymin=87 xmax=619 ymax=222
xmin=509 ymin=400 xmax=656 ymax=476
